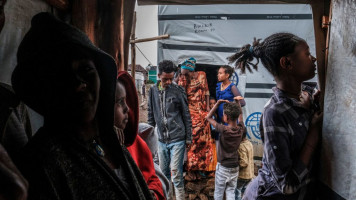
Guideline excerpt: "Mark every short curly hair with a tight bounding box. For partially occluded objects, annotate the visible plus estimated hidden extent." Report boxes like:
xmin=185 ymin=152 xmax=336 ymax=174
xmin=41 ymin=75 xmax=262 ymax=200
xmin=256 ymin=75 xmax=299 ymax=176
xmin=223 ymin=102 xmax=241 ymax=121
xmin=158 ymin=60 xmax=176 ymax=74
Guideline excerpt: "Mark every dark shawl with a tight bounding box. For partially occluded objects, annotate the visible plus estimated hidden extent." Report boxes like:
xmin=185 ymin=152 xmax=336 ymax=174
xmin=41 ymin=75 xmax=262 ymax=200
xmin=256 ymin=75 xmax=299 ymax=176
xmin=20 ymin=127 xmax=152 ymax=200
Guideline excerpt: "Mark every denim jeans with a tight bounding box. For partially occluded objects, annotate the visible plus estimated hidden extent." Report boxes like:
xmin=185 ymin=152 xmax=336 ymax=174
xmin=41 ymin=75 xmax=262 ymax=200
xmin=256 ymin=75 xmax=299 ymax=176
xmin=235 ymin=178 xmax=251 ymax=200
xmin=158 ymin=140 xmax=185 ymax=200
xmin=214 ymin=162 xmax=239 ymax=200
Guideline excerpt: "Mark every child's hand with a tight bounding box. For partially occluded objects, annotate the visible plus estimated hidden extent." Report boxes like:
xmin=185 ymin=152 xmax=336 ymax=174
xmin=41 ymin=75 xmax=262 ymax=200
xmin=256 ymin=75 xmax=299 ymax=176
xmin=308 ymin=111 xmax=323 ymax=147
xmin=299 ymin=91 xmax=311 ymax=109
xmin=234 ymin=96 xmax=244 ymax=101
xmin=311 ymin=111 xmax=323 ymax=128
xmin=312 ymin=90 xmax=321 ymax=111
xmin=217 ymin=99 xmax=229 ymax=104
xmin=313 ymin=90 xmax=320 ymax=101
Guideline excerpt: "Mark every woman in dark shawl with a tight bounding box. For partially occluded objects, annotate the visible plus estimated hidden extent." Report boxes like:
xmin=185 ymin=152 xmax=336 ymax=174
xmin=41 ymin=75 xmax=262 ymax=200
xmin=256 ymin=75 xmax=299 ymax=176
xmin=11 ymin=12 xmax=152 ymax=200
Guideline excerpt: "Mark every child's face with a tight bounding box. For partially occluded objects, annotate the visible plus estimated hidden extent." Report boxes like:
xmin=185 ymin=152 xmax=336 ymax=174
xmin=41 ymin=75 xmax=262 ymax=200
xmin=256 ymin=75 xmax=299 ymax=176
xmin=114 ymin=82 xmax=129 ymax=129
xmin=288 ymin=42 xmax=317 ymax=81
xmin=217 ymin=68 xmax=230 ymax=82
xmin=209 ymin=99 xmax=216 ymax=110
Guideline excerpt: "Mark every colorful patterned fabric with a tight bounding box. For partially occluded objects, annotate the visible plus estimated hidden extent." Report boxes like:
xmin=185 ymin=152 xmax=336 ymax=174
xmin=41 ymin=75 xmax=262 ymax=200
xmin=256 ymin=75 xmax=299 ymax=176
xmin=180 ymin=57 xmax=196 ymax=72
xmin=178 ymin=71 xmax=217 ymax=171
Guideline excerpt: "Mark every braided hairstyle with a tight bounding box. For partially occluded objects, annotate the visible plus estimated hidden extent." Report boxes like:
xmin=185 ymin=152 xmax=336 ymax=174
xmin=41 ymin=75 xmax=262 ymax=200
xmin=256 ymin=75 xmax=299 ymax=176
xmin=227 ymin=33 xmax=306 ymax=76
xmin=219 ymin=65 xmax=234 ymax=78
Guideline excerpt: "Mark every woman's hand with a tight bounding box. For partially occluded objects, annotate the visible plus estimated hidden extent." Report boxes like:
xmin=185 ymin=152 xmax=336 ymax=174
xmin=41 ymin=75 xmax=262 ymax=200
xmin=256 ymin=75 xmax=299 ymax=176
xmin=234 ymin=96 xmax=244 ymax=108
xmin=234 ymin=96 xmax=244 ymax=101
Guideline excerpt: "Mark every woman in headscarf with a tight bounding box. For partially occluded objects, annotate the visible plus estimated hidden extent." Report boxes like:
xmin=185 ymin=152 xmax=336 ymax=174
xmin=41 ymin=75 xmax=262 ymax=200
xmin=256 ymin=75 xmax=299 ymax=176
xmin=12 ymin=12 xmax=152 ymax=200
xmin=178 ymin=57 xmax=217 ymax=179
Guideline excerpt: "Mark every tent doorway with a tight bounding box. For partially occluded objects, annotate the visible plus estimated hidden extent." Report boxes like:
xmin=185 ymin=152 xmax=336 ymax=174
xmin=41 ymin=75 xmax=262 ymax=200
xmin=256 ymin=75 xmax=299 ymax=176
xmin=195 ymin=64 xmax=220 ymax=98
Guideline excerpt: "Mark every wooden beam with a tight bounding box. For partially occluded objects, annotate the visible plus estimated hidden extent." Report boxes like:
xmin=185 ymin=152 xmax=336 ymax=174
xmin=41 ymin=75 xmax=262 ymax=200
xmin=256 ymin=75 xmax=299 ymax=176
xmin=131 ymin=12 xmax=137 ymax=80
xmin=138 ymin=0 xmax=309 ymax=5
xmin=44 ymin=0 xmax=69 ymax=11
xmin=324 ymin=1 xmax=332 ymax=76
xmin=130 ymin=34 xmax=170 ymax=44
xmin=120 ymin=0 xmax=136 ymax=71
xmin=311 ymin=0 xmax=330 ymax=109
xmin=71 ymin=0 xmax=97 ymax=45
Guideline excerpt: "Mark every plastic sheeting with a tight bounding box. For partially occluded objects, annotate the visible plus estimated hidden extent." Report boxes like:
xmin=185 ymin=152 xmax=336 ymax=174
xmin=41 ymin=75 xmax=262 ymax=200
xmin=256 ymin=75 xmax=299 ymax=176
xmin=0 ymin=0 xmax=51 ymax=133
xmin=158 ymin=4 xmax=316 ymax=158
xmin=320 ymin=0 xmax=356 ymax=199
xmin=0 ymin=0 xmax=51 ymax=84
xmin=138 ymin=0 xmax=310 ymax=6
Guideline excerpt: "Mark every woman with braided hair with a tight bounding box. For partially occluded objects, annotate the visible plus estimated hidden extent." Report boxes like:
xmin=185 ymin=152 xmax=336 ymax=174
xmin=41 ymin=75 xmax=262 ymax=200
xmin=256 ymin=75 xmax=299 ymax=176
xmin=227 ymin=33 xmax=323 ymax=200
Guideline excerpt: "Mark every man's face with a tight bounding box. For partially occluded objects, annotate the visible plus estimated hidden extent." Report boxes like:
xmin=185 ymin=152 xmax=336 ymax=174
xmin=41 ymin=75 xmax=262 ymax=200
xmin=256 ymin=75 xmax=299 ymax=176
xmin=158 ymin=72 xmax=174 ymax=88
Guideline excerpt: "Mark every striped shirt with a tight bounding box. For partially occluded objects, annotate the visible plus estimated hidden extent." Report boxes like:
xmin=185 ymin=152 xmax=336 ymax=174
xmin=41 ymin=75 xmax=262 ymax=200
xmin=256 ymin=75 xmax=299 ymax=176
xmin=257 ymin=86 xmax=315 ymax=200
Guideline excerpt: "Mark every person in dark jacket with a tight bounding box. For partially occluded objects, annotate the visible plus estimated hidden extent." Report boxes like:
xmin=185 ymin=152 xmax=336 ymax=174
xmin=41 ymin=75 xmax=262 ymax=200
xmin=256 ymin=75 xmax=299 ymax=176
xmin=0 ymin=83 xmax=31 ymax=200
xmin=147 ymin=60 xmax=192 ymax=200
xmin=11 ymin=12 xmax=153 ymax=200
xmin=0 ymin=2 xmax=29 ymax=199
xmin=0 ymin=83 xmax=32 ymax=161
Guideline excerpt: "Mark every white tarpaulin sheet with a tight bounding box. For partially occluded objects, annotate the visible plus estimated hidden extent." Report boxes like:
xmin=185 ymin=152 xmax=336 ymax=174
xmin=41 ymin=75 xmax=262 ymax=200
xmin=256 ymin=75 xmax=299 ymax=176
xmin=0 ymin=0 xmax=51 ymax=133
xmin=0 ymin=0 xmax=51 ymax=84
xmin=158 ymin=4 xmax=316 ymax=158
xmin=320 ymin=0 xmax=356 ymax=199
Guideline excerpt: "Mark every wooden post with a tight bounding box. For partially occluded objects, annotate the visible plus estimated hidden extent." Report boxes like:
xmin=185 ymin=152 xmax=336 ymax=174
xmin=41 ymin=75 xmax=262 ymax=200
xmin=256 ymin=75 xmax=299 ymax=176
xmin=130 ymin=12 xmax=137 ymax=81
xmin=311 ymin=0 xmax=330 ymax=110
xmin=130 ymin=34 xmax=170 ymax=44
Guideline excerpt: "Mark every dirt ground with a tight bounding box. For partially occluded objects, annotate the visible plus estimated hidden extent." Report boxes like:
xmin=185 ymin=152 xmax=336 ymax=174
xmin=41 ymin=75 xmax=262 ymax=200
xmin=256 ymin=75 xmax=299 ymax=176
xmin=138 ymin=92 xmax=148 ymax=123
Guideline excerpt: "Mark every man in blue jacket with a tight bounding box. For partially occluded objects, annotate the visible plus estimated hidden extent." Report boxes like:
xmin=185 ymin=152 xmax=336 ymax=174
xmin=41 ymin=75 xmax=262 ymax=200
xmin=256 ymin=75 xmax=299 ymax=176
xmin=148 ymin=60 xmax=192 ymax=200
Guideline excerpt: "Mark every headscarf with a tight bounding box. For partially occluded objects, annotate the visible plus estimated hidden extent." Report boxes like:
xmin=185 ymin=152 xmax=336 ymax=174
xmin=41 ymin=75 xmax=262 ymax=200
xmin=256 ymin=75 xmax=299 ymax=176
xmin=117 ymin=71 xmax=138 ymax=146
xmin=181 ymin=57 xmax=196 ymax=71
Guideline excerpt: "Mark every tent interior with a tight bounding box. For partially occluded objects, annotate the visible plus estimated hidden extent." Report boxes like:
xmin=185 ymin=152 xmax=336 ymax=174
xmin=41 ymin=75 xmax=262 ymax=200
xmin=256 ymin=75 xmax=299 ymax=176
xmin=1 ymin=0 xmax=356 ymax=199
